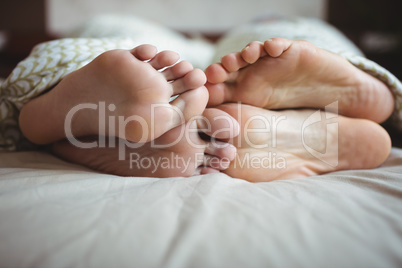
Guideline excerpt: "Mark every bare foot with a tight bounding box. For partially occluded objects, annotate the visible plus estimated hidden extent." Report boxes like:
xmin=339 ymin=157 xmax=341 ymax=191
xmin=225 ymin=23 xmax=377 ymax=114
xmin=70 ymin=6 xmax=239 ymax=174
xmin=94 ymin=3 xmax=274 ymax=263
xmin=51 ymin=108 xmax=240 ymax=177
xmin=217 ymin=103 xmax=391 ymax=182
xmin=20 ymin=44 xmax=208 ymax=145
xmin=205 ymin=38 xmax=394 ymax=123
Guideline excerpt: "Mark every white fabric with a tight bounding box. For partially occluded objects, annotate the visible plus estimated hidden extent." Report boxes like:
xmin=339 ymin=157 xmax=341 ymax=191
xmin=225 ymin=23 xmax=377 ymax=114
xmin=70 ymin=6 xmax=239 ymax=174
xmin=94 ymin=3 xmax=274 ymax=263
xmin=70 ymin=14 xmax=215 ymax=70
xmin=1 ymin=149 xmax=402 ymax=267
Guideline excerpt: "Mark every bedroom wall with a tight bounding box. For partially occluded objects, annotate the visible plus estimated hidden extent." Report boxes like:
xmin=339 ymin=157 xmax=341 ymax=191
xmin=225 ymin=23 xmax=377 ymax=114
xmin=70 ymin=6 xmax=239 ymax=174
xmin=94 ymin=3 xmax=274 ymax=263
xmin=47 ymin=0 xmax=327 ymax=35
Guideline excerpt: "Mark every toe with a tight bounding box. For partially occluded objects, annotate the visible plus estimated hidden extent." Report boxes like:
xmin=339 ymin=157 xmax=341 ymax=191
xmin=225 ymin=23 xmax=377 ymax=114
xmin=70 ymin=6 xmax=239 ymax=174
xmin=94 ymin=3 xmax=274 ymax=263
xmin=130 ymin=44 xmax=158 ymax=61
xmin=205 ymin=82 xmax=227 ymax=107
xmin=264 ymin=38 xmax=292 ymax=57
xmin=162 ymin=60 xmax=194 ymax=81
xmin=205 ymin=140 xmax=237 ymax=161
xmin=241 ymin=41 xmax=266 ymax=63
xmin=205 ymin=63 xmax=229 ymax=84
xmin=198 ymin=108 xmax=240 ymax=139
xmin=203 ymin=154 xmax=232 ymax=170
xmin=148 ymin=50 xmax=180 ymax=70
xmin=221 ymin=52 xmax=248 ymax=72
xmin=169 ymin=85 xmax=209 ymax=126
xmin=196 ymin=166 xmax=220 ymax=175
xmin=170 ymin=68 xmax=207 ymax=95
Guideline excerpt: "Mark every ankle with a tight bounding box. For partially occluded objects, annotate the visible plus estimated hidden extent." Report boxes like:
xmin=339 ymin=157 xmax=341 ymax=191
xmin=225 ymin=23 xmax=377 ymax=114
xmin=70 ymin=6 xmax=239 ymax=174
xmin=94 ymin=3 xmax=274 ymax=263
xmin=19 ymin=98 xmax=55 ymax=144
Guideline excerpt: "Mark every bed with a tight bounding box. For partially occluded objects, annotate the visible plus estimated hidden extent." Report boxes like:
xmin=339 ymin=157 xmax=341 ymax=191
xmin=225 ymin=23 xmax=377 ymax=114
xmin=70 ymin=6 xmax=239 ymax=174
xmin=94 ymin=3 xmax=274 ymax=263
xmin=1 ymin=149 xmax=402 ymax=267
xmin=1 ymin=1 xmax=402 ymax=267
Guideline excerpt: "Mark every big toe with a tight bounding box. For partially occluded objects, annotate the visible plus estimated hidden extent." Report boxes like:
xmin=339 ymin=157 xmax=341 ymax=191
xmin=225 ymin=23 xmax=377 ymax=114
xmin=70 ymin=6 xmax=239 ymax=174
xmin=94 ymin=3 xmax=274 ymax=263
xmin=130 ymin=44 xmax=158 ymax=61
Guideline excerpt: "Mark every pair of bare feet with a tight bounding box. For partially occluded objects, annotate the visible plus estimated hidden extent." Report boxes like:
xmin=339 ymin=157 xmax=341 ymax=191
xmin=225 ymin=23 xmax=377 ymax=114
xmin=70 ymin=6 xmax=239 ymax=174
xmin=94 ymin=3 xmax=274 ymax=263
xmin=19 ymin=38 xmax=394 ymax=181
xmin=19 ymin=45 xmax=239 ymax=176
xmin=205 ymin=39 xmax=393 ymax=181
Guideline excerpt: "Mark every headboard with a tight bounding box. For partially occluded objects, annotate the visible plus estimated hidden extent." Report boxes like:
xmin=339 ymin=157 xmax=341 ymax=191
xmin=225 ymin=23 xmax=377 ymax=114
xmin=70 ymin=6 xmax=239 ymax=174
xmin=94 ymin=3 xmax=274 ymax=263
xmin=46 ymin=0 xmax=327 ymax=35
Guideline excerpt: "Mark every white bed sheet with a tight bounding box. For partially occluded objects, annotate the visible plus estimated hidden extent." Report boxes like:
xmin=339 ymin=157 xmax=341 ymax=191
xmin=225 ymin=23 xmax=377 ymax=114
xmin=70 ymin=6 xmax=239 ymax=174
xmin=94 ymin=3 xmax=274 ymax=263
xmin=0 ymin=148 xmax=402 ymax=267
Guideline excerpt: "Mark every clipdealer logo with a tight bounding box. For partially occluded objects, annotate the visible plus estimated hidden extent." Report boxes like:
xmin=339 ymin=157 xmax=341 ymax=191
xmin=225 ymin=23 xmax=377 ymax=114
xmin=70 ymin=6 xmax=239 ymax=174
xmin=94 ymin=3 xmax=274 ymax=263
xmin=63 ymin=101 xmax=339 ymax=172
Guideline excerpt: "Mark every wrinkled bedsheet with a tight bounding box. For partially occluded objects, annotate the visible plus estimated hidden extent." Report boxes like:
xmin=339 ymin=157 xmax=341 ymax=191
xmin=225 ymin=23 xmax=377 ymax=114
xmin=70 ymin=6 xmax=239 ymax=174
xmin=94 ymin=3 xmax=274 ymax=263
xmin=1 ymin=149 xmax=401 ymax=268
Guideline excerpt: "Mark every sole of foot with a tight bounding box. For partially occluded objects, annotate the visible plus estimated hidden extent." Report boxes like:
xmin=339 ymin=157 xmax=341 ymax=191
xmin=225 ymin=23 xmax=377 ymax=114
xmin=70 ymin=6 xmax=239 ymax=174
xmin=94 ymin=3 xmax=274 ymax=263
xmin=216 ymin=103 xmax=391 ymax=182
xmin=205 ymin=38 xmax=394 ymax=123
